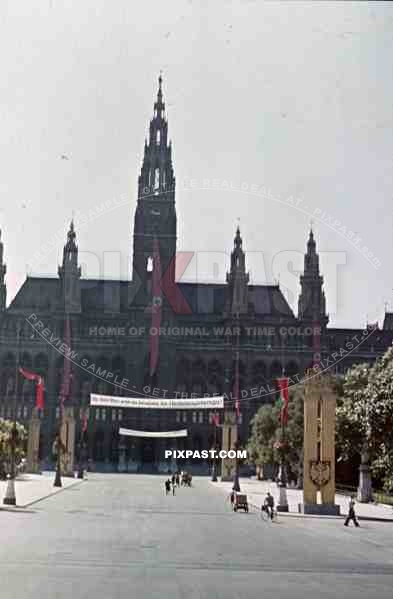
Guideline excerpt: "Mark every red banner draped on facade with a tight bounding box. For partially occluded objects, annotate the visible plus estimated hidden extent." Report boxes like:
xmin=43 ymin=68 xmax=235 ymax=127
xmin=149 ymin=237 xmax=162 ymax=377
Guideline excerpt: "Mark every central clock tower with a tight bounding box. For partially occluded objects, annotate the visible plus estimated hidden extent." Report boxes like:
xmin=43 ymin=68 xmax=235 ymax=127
xmin=131 ymin=75 xmax=177 ymax=308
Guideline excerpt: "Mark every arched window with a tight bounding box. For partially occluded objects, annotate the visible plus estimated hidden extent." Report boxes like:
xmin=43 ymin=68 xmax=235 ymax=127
xmin=154 ymin=168 xmax=160 ymax=191
xmin=147 ymin=257 xmax=153 ymax=272
xmin=156 ymin=130 xmax=161 ymax=144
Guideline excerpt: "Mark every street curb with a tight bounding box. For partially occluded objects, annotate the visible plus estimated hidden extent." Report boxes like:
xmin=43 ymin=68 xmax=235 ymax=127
xmin=247 ymin=501 xmax=393 ymax=523
xmin=23 ymin=478 xmax=84 ymax=508
xmin=211 ymin=481 xmax=393 ymax=523
xmin=0 ymin=478 xmax=84 ymax=510
xmin=247 ymin=501 xmax=341 ymax=520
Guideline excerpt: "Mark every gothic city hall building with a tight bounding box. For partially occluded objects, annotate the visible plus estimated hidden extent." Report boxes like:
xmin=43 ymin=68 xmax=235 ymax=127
xmin=0 ymin=76 xmax=392 ymax=472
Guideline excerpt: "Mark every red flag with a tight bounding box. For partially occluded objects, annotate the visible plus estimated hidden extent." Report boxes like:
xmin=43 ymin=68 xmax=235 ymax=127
xmin=36 ymin=376 xmax=45 ymax=410
xmin=149 ymin=238 xmax=162 ymax=377
xmin=60 ymin=316 xmax=72 ymax=407
xmin=312 ymin=320 xmax=321 ymax=369
xmin=233 ymin=352 xmax=240 ymax=419
xmin=82 ymin=409 xmax=88 ymax=433
xmin=277 ymin=378 xmax=289 ymax=426
xmin=19 ymin=367 xmax=45 ymax=410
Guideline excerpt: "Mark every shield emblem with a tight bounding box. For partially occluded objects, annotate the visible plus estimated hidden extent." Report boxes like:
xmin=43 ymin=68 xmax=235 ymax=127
xmin=309 ymin=460 xmax=331 ymax=488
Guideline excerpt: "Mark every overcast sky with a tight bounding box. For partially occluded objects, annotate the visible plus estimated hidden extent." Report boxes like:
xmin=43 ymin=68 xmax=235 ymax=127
xmin=0 ymin=1 xmax=392 ymax=328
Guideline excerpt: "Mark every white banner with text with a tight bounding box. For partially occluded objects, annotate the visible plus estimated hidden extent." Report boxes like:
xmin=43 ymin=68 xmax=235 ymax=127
xmin=90 ymin=394 xmax=224 ymax=410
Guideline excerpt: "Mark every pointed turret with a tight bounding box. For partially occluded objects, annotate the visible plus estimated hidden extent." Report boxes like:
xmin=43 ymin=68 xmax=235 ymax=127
xmin=225 ymin=226 xmax=249 ymax=317
xmin=0 ymin=228 xmax=7 ymax=311
xmin=298 ymin=228 xmax=328 ymax=325
xmin=58 ymin=220 xmax=81 ymax=313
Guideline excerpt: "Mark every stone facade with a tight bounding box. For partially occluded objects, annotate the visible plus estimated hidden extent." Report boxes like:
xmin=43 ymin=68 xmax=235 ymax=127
xmin=0 ymin=77 xmax=392 ymax=472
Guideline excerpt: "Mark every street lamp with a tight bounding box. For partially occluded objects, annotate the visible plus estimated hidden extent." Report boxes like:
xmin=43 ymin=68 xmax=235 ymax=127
xmin=3 ymin=324 xmax=20 ymax=506
xmin=77 ymin=439 xmax=85 ymax=479
xmin=276 ymin=418 xmax=289 ymax=512
xmin=53 ymin=420 xmax=63 ymax=487
xmin=211 ymin=415 xmax=218 ymax=482
xmin=232 ymin=437 xmax=241 ymax=492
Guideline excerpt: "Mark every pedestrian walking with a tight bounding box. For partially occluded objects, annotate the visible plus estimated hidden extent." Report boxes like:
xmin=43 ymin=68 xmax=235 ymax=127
xmin=172 ymin=473 xmax=176 ymax=487
xmin=344 ymin=496 xmax=359 ymax=527
xmin=175 ymin=472 xmax=180 ymax=487
xmin=172 ymin=481 xmax=176 ymax=495
xmin=165 ymin=479 xmax=171 ymax=495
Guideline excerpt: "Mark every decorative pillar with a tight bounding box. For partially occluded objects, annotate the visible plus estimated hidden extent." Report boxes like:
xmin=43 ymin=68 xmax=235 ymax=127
xmin=60 ymin=406 xmax=76 ymax=476
xmin=299 ymin=372 xmax=340 ymax=515
xmin=26 ymin=408 xmax=41 ymax=474
xmin=357 ymin=447 xmax=373 ymax=503
xmin=220 ymin=411 xmax=237 ymax=482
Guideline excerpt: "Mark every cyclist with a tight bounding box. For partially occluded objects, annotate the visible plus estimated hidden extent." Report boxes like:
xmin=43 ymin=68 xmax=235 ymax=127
xmin=263 ymin=492 xmax=275 ymax=520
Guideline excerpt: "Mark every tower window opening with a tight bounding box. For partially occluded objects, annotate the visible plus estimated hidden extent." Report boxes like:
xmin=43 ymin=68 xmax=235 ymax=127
xmin=156 ymin=130 xmax=161 ymax=144
xmin=147 ymin=256 xmax=153 ymax=272
xmin=154 ymin=168 xmax=160 ymax=191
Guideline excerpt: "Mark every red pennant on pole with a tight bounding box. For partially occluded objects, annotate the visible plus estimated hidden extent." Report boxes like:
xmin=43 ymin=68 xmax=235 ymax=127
xmin=60 ymin=315 xmax=72 ymax=407
xmin=36 ymin=377 xmax=44 ymax=410
xmin=277 ymin=377 xmax=289 ymax=426
xmin=82 ymin=409 xmax=88 ymax=433
xmin=149 ymin=237 xmax=162 ymax=377
xmin=312 ymin=319 xmax=321 ymax=369
xmin=19 ymin=367 xmax=45 ymax=410
xmin=233 ymin=352 xmax=240 ymax=419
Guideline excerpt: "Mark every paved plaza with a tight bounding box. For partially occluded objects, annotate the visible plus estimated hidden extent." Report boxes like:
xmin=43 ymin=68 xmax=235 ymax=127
xmin=0 ymin=472 xmax=82 ymax=509
xmin=216 ymin=478 xmax=393 ymax=522
xmin=1 ymin=474 xmax=393 ymax=599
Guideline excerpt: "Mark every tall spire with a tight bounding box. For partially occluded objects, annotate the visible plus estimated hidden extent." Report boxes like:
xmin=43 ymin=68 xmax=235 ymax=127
xmin=132 ymin=75 xmax=177 ymax=295
xmin=0 ymin=228 xmax=7 ymax=311
xmin=137 ymin=73 xmax=175 ymax=198
xmin=60 ymin=220 xmax=78 ymax=268
xmin=154 ymin=72 xmax=164 ymax=118
xmin=226 ymin=226 xmax=249 ymax=316
xmin=298 ymin=228 xmax=327 ymax=324
xmin=58 ymin=220 xmax=81 ymax=313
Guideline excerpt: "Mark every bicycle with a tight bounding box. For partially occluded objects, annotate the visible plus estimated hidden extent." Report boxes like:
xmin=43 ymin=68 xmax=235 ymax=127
xmin=260 ymin=504 xmax=278 ymax=522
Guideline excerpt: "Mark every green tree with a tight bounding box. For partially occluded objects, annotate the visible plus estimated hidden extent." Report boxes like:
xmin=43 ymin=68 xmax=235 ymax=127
xmin=365 ymin=347 xmax=393 ymax=492
xmin=0 ymin=418 xmax=27 ymax=478
xmin=246 ymin=404 xmax=279 ymax=477
xmin=284 ymin=385 xmax=304 ymax=486
xmin=247 ymin=385 xmax=305 ymax=484
xmin=337 ymin=349 xmax=393 ymax=495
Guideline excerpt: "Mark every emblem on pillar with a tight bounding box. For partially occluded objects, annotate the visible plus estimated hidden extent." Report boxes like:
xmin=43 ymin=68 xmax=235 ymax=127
xmin=299 ymin=372 xmax=340 ymax=515
xmin=309 ymin=460 xmax=331 ymax=488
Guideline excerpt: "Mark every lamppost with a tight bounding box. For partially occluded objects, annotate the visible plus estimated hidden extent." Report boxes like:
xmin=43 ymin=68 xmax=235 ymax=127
xmin=211 ymin=414 xmax=218 ymax=482
xmin=3 ymin=323 xmax=21 ymax=506
xmin=77 ymin=435 xmax=85 ymax=479
xmin=232 ymin=437 xmax=241 ymax=492
xmin=77 ymin=409 xmax=87 ymax=479
xmin=276 ymin=378 xmax=289 ymax=512
xmin=53 ymin=415 xmax=63 ymax=487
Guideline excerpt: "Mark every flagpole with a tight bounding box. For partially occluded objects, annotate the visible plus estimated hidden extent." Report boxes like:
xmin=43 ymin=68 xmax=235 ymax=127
xmin=3 ymin=323 xmax=20 ymax=505
xmin=232 ymin=333 xmax=241 ymax=493
xmin=211 ymin=413 xmax=218 ymax=482
xmin=53 ymin=409 xmax=63 ymax=487
xmin=276 ymin=370 xmax=289 ymax=512
xmin=77 ymin=409 xmax=86 ymax=479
